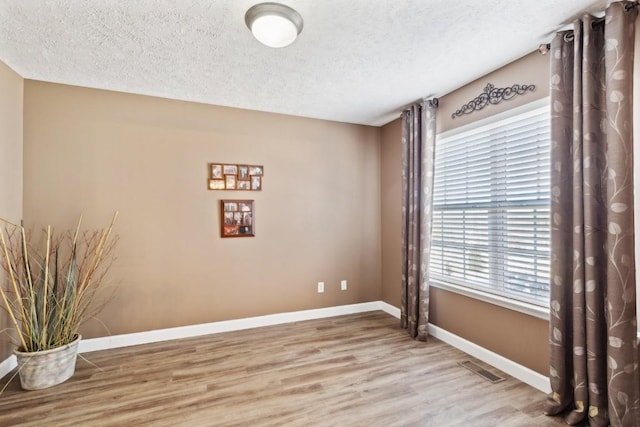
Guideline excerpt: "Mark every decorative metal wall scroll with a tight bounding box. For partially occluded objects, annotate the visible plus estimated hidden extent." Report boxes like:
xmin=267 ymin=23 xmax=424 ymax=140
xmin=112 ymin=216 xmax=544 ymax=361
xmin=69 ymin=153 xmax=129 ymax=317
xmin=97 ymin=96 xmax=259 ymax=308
xmin=451 ymin=83 xmax=535 ymax=119
xmin=208 ymin=163 xmax=263 ymax=191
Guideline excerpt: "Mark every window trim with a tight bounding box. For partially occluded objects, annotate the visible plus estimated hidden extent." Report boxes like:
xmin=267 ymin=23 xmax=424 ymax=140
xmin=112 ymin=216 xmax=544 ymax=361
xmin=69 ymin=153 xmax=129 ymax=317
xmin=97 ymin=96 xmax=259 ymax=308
xmin=430 ymin=97 xmax=551 ymax=319
xmin=430 ymin=279 xmax=550 ymax=320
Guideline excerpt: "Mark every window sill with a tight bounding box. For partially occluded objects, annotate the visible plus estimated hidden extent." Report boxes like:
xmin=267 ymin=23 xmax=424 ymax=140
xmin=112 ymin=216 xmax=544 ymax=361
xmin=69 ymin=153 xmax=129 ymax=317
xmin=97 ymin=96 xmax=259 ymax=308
xmin=429 ymin=279 xmax=550 ymax=321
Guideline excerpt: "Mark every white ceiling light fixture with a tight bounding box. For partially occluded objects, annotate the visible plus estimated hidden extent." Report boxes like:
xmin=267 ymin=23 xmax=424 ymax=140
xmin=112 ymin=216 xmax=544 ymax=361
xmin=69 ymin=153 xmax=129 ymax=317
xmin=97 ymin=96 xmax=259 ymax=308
xmin=245 ymin=2 xmax=304 ymax=48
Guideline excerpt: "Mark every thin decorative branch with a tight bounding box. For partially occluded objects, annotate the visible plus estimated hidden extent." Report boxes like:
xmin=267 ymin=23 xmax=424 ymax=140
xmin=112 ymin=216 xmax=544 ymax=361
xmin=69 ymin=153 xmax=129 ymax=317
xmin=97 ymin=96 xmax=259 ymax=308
xmin=0 ymin=230 xmax=28 ymax=351
xmin=41 ymin=225 xmax=51 ymax=349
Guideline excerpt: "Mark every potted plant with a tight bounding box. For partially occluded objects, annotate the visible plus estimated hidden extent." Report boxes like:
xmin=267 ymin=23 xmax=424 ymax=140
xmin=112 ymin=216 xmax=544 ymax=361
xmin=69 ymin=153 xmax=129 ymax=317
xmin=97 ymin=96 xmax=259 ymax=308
xmin=0 ymin=212 xmax=118 ymax=390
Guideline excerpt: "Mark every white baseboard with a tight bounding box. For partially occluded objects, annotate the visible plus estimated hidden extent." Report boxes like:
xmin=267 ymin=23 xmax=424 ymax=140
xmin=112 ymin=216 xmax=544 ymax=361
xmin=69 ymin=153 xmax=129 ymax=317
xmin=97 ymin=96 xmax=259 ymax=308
xmin=371 ymin=302 xmax=549 ymax=393
xmin=378 ymin=301 xmax=401 ymax=318
xmin=428 ymin=323 xmax=550 ymax=393
xmin=1 ymin=302 xmax=380 ymax=379
xmin=1 ymin=300 xmax=550 ymax=395
xmin=78 ymin=301 xmax=382 ymax=353
xmin=0 ymin=355 xmax=17 ymax=381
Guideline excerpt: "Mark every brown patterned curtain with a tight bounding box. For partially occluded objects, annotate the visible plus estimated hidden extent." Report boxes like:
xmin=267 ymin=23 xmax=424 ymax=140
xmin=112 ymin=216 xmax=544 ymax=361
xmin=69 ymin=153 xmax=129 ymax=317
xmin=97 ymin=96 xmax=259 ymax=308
xmin=545 ymin=2 xmax=639 ymax=426
xmin=400 ymin=98 xmax=437 ymax=341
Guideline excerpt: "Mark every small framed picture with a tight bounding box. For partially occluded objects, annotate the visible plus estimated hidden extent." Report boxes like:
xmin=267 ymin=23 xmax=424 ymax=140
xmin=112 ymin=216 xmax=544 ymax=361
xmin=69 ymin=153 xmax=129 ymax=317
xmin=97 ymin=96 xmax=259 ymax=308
xmin=223 ymin=201 xmax=238 ymax=212
xmin=207 ymin=163 xmax=264 ymax=191
xmin=238 ymin=165 xmax=250 ymax=180
xmin=223 ymin=225 xmax=239 ymax=236
xmin=223 ymin=165 xmax=238 ymax=175
xmin=210 ymin=164 xmax=223 ymax=179
xmin=242 ymin=212 xmax=252 ymax=226
xmin=224 ymin=212 xmax=234 ymax=225
xmin=251 ymin=176 xmax=262 ymax=191
xmin=220 ymin=200 xmax=254 ymax=238
xmin=225 ymin=174 xmax=236 ymax=189
xmin=208 ymin=179 xmax=225 ymax=190
xmin=249 ymin=165 xmax=263 ymax=176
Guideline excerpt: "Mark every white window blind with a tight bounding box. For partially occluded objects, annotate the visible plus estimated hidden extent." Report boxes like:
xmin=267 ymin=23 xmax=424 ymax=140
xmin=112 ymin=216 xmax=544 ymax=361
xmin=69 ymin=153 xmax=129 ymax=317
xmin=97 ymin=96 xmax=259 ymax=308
xmin=430 ymin=103 xmax=550 ymax=306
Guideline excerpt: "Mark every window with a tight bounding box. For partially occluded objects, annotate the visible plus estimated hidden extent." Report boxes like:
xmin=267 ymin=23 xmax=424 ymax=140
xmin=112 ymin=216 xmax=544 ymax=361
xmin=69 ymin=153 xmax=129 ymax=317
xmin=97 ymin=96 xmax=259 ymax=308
xmin=429 ymin=101 xmax=550 ymax=307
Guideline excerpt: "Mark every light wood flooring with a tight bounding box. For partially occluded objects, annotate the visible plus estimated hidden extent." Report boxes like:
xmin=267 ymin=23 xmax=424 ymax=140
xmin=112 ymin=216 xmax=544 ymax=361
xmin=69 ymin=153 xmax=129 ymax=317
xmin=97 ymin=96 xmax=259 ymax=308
xmin=0 ymin=312 xmax=565 ymax=426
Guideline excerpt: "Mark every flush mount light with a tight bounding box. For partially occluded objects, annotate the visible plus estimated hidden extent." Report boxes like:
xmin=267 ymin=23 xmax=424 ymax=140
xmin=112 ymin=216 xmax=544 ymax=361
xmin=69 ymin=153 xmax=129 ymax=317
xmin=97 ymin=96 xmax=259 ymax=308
xmin=245 ymin=2 xmax=303 ymax=48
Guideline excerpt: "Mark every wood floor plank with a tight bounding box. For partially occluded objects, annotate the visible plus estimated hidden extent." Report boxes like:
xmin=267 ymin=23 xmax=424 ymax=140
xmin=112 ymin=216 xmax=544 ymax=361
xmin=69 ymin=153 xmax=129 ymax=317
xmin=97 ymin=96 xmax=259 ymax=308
xmin=0 ymin=312 xmax=565 ymax=426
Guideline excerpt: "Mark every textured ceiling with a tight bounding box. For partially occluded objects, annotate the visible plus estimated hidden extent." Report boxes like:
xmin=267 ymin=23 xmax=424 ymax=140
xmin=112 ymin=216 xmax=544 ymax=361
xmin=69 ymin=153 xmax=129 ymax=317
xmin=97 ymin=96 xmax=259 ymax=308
xmin=0 ymin=0 xmax=609 ymax=126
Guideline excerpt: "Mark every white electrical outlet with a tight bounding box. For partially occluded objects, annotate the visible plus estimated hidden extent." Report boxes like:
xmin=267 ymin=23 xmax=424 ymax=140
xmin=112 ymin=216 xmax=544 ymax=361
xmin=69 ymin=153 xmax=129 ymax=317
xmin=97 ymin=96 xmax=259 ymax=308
xmin=341 ymin=280 xmax=347 ymax=291
xmin=317 ymin=282 xmax=325 ymax=293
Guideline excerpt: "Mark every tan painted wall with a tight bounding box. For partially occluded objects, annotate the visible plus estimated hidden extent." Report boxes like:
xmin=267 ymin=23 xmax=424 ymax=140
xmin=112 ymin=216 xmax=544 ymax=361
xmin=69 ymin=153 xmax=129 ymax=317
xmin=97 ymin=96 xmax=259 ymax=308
xmin=0 ymin=60 xmax=23 ymax=361
xmin=429 ymin=288 xmax=550 ymax=374
xmin=380 ymin=50 xmax=551 ymax=375
xmin=380 ymin=118 xmax=402 ymax=307
xmin=437 ymin=51 xmax=549 ymax=133
xmin=23 ymin=81 xmax=382 ymax=338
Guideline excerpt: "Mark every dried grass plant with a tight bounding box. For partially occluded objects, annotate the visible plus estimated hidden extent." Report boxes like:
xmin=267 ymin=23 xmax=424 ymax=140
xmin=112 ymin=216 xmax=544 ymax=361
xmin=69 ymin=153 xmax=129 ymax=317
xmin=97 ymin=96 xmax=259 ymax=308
xmin=0 ymin=213 xmax=118 ymax=353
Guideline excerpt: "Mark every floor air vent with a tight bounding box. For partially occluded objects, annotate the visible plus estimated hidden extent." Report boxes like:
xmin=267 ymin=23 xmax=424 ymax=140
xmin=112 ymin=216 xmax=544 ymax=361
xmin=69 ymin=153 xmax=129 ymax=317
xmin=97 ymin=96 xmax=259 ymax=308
xmin=458 ymin=360 xmax=505 ymax=384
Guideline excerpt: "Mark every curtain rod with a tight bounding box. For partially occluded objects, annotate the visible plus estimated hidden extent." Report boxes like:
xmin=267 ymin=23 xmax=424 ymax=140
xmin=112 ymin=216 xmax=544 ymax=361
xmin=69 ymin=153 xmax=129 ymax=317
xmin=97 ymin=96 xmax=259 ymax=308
xmin=625 ymin=0 xmax=639 ymax=11
xmin=399 ymin=96 xmax=439 ymax=116
xmin=538 ymin=0 xmax=638 ymax=55
xmin=401 ymin=0 xmax=638 ymax=116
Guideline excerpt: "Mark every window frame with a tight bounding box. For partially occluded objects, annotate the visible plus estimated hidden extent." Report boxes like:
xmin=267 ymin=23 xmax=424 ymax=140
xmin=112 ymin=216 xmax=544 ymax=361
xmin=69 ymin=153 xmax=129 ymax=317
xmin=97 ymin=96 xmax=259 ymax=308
xmin=429 ymin=98 xmax=551 ymax=320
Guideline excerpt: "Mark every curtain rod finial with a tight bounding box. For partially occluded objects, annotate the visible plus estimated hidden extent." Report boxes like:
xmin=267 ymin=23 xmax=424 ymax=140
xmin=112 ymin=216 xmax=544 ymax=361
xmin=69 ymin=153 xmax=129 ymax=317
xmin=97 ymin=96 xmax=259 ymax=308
xmin=624 ymin=1 xmax=638 ymax=12
xmin=538 ymin=43 xmax=551 ymax=55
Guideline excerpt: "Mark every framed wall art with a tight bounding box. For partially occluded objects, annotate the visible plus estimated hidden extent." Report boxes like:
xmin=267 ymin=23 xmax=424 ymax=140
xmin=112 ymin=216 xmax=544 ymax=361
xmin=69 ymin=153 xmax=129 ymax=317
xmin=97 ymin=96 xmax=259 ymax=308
xmin=220 ymin=199 xmax=254 ymax=238
xmin=208 ymin=163 xmax=264 ymax=191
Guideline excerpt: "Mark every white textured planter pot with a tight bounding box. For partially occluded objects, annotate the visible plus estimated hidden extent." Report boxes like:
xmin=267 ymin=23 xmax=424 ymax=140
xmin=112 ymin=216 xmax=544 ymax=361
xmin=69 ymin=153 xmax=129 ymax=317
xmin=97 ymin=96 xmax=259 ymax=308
xmin=14 ymin=335 xmax=81 ymax=390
